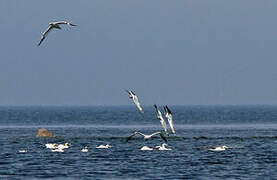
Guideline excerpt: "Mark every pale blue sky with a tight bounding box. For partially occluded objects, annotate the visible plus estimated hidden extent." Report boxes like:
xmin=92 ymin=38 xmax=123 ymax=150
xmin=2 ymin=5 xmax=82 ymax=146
xmin=0 ymin=0 xmax=277 ymax=106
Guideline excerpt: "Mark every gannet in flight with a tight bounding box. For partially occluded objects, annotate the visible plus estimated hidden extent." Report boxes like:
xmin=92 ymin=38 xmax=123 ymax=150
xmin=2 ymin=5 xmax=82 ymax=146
xmin=126 ymin=90 xmax=144 ymax=113
xmin=154 ymin=105 xmax=169 ymax=135
xmin=126 ymin=131 xmax=168 ymax=143
xmin=164 ymin=106 xmax=176 ymax=135
xmin=38 ymin=21 xmax=77 ymax=46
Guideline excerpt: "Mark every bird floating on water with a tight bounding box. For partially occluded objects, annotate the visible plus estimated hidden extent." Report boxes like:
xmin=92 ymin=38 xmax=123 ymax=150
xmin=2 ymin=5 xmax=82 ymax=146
xmin=164 ymin=105 xmax=176 ymax=135
xmin=126 ymin=90 xmax=144 ymax=113
xmin=45 ymin=143 xmax=58 ymax=149
xmin=209 ymin=145 xmax=228 ymax=152
xmin=96 ymin=144 xmax=111 ymax=149
xmin=154 ymin=105 xmax=169 ymax=136
xmin=18 ymin=149 xmax=28 ymax=153
xmin=155 ymin=143 xmax=172 ymax=151
xmin=38 ymin=21 xmax=77 ymax=46
xmin=126 ymin=131 xmax=167 ymax=143
xmin=81 ymin=146 xmax=88 ymax=152
xmin=57 ymin=143 xmax=71 ymax=149
xmin=140 ymin=146 xmax=153 ymax=151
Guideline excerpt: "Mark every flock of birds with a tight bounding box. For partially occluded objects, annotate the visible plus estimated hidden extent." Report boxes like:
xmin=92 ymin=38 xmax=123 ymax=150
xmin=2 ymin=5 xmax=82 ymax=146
xmin=17 ymin=21 xmax=229 ymax=153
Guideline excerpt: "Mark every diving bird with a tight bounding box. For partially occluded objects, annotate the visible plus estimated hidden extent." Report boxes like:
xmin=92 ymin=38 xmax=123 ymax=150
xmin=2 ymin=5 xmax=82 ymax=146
xmin=154 ymin=105 xmax=169 ymax=135
xmin=38 ymin=21 xmax=77 ymax=46
xmin=164 ymin=106 xmax=176 ymax=134
xmin=126 ymin=131 xmax=167 ymax=143
xmin=126 ymin=90 xmax=144 ymax=113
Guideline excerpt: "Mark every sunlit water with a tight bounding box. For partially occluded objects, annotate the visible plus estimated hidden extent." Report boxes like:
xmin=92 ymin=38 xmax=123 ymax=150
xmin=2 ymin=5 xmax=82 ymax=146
xmin=1 ymin=106 xmax=277 ymax=179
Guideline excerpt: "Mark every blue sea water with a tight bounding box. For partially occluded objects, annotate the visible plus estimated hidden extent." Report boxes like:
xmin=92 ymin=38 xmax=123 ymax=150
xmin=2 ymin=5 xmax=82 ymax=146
xmin=1 ymin=105 xmax=277 ymax=179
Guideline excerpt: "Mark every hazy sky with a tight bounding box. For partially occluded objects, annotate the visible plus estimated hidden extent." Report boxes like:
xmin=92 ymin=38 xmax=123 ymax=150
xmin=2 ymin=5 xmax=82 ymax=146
xmin=0 ymin=0 xmax=277 ymax=106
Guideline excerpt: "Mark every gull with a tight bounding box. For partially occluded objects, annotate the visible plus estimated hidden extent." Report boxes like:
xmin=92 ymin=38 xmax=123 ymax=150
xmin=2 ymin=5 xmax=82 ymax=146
xmin=96 ymin=144 xmax=111 ymax=149
xmin=155 ymin=143 xmax=172 ymax=151
xmin=126 ymin=131 xmax=167 ymax=143
xmin=154 ymin=105 xmax=169 ymax=135
xmin=81 ymin=146 xmax=88 ymax=152
xmin=140 ymin=146 xmax=153 ymax=151
xmin=126 ymin=90 xmax=144 ymax=113
xmin=38 ymin=21 xmax=77 ymax=46
xmin=209 ymin=145 xmax=228 ymax=152
xmin=164 ymin=106 xmax=176 ymax=135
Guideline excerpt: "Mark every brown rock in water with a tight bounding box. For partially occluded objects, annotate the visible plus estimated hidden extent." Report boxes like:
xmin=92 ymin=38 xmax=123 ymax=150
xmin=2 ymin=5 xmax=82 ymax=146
xmin=36 ymin=128 xmax=55 ymax=137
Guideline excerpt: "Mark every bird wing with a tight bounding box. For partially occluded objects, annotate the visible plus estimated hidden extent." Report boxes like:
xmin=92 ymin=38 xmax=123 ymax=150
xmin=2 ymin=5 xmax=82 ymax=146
xmin=160 ymin=116 xmax=169 ymax=135
xmin=38 ymin=25 xmax=54 ymax=46
xmin=55 ymin=21 xmax=77 ymax=26
xmin=166 ymin=106 xmax=172 ymax=115
xmin=126 ymin=132 xmax=144 ymax=142
xmin=159 ymin=133 xmax=168 ymax=143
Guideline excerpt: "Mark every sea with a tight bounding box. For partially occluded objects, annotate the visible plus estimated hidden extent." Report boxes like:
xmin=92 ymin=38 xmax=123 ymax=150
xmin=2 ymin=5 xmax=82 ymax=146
xmin=0 ymin=105 xmax=277 ymax=179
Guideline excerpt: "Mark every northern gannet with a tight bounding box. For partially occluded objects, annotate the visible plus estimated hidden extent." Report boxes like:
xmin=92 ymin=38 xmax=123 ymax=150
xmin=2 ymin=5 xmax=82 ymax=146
xmin=51 ymin=148 xmax=65 ymax=152
xmin=155 ymin=143 xmax=172 ymax=151
xmin=45 ymin=143 xmax=58 ymax=149
xmin=209 ymin=145 xmax=228 ymax=152
xmin=154 ymin=105 xmax=169 ymax=135
xmin=140 ymin=146 xmax=153 ymax=151
xmin=57 ymin=143 xmax=70 ymax=149
xmin=38 ymin=21 xmax=77 ymax=46
xmin=126 ymin=131 xmax=167 ymax=143
xmin=81 ymin=146 xmax=88 ymax=152
xmin=164 ymin=106 xmax=176 ymax=135
xmin=126 ymin=90 xmax=144 ymax=113
xmin=96 ymin=144 xmax=111 ymax=149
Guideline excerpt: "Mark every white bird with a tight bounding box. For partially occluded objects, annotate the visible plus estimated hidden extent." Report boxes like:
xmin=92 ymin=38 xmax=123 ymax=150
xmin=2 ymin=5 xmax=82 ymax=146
xmin=18 ymin=149 xmax=27 ymax=153
xmin=126 ymin=90 xmax=144 ymax=113
xmin=164 ymin=106 xmax=176 ymax=135
xmin=155 ymin=143 xmax=172 ymax=151
xmin=57 ymin=143 xmax=70 ymax=149
xmin=38 ymin=21 xmax=77 ymax=46
xmin=96 ymin=144 xmax=111 ymax=149
xmin=81 ymin=146 xmax=88 ymax=152
xmin=51 ymin=148 xmax=65 ymax=152
xmin=154 ymin=105 xmax=169 ymax=136
xmin=126 ymin=131 xmax=167 ymax=143
xmin=45 ymin=143 xmax=58 ymax=149
xmin=140 ymin=146 xmax=153 ymax=151
xmin=209 ymin=145 xmax=228 ymax=152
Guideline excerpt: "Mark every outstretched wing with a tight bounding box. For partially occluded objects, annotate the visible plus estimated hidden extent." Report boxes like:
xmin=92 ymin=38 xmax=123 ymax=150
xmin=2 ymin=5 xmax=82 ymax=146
xmin=38 ymin=25 xmax=54 ymax=46
xmin=55 ymin=21 xmax=77 ymax=26
xmin=159 ymin=133 xmax=168 ymax=143
xmin=126 ymin=133 xmax=137 ymax=142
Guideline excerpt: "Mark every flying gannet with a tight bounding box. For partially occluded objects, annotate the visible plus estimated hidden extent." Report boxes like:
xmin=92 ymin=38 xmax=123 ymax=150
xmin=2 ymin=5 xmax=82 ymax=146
xmin=126 ymin=90 xmax=144 ymax=113
xmin=126 ymin=131 xmax=168 ymax=143
xmin=154 ymin=105 xmax=169 ymax=136
xmin=38 ymin=21 xmax=77 ymax=46
xmin=164 ymin=105 xmax=176 ymax=135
